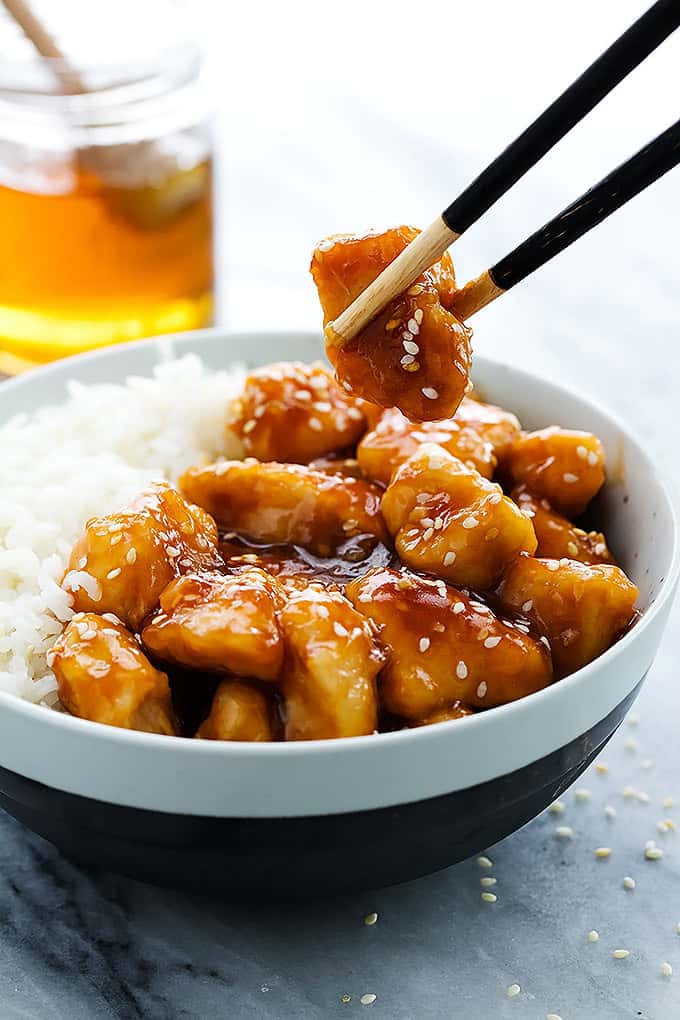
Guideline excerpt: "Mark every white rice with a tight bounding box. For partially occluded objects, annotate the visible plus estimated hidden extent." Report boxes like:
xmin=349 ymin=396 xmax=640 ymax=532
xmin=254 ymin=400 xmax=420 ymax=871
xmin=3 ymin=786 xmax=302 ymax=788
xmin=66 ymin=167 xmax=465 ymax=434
xmin=0 ymin=354 xmax=246 ymax=705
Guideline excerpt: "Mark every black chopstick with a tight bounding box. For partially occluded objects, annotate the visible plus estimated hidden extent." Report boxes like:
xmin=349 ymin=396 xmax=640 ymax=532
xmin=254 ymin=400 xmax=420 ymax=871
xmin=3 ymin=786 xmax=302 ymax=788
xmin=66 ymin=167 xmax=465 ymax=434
xmin=450 ymin=118 xmax=680 ymax=319
xmin=441 ymin=0 xmax=680 ymax=235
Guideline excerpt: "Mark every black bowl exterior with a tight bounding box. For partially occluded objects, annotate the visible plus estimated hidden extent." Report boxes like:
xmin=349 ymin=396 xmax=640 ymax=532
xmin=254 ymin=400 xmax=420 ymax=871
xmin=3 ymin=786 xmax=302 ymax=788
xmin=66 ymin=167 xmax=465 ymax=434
xmin=0 ymin=685 xmax=640 ymax=898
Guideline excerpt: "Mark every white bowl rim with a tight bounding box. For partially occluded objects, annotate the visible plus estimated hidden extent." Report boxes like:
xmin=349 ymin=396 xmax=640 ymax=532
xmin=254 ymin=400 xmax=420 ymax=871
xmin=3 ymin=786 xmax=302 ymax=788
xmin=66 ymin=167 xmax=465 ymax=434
xmin=0 ymin=328 xmax=678 ymax=816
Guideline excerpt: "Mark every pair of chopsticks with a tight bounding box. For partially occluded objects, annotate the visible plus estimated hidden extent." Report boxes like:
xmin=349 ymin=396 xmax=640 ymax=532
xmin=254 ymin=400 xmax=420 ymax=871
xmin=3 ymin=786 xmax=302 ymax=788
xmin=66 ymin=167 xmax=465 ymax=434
xmin=330 ymin=0 xmax=680 ymax=344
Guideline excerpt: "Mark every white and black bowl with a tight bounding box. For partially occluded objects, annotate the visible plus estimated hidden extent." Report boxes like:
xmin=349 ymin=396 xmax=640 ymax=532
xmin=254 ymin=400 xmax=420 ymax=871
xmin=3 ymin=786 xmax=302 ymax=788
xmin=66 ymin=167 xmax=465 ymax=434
xmin=0 ymin=330 xmax=677 ymax=897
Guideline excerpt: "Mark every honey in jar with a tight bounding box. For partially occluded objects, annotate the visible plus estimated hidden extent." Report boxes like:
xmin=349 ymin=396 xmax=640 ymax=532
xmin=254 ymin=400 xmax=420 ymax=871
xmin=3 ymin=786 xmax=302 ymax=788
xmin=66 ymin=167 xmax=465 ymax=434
xmin=0 ymin=40 xmax=214 ymax=374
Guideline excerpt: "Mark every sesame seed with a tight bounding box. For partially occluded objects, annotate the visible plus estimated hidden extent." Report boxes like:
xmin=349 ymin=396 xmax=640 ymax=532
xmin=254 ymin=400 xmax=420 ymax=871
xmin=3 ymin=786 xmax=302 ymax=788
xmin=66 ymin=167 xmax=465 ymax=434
xmin=588 ymin=450 xmax=599 ymax=466
xmin=506 ymin=984 xmax=520 ymax=997
xmin=480 ymin=877 xmax=497 ymax=887
xmin=402 ymin=331 xmax=413 ymax=342
xmin=640 ymin=758 xmax=654 ymax=769
xmin=595 ymin=763 xmax=609 ymax=774
xmin=484 ymin=636 xmax=501 ymax=649
xmin=485 ymin=527 xmax=500 ymax=540
xmin=126 ymin=548 xmax=137 ymax=565
xmin=521 ymin=600 xmax=533 ymax=612
xmin=434 ymin=516 xmax=444 ymax=530
xmin=576 ymin=445 xmax=588 ymax=460
xmin=645 ymin=846 xmax=664 ymax=860
xmin=341 ymin=994 xmax=351 ymax=1004
xmin=477 ymin=855 xmax=493 ymax=868
xmin=242 ymin=419 xmax=257 ymax=434
xmin=605 ymin=805 xmax=617 ymax=818
xmin=77 ymin=556 xmax=87 ymax=569
xmin=401 ymin=355 xmax=415 ymax=368
xmin=422 ymin=387 xmax=439 ymax=400
xmin=407 ymin=284 xmax=423 ymax=296
xmin=566 ymin=541 xmax=579 ymax=556
xmin=488 ymin=492 xmax=503 ymax=504
xmin=588 ymin=930 xmax=599 ymax=942
xmin=628 ymin=713 xmax=640 ymax=726
xmin=595 ymin=847 xmax=611 ymax=859
xmin=645 ymin=839 xmax=657 ymax=850
xmin=360 ymin=993 xmax=377 ymax=1005
xmin=546 ymin=560 xmax=559 ymax=571
xmin=555 ymin=826 xmax=573 ymax=839
xmin=110 ymin=533 xmax=122 ymax=546
xmin=453 ymin=601 xmax=465 ymax=614
xmin=166 ymin=546 xmax=180 ymax=558
xmin=481 ymin=892 xmax=497 ymax=903
xmin=663 ymin=797 xmax=675 ymax=808
xmin=404 ymin=361 xmax=420 ymax=373
xmin=407 ymin=318 xmax=419 ymax=334
xmin=403 ymin=340 xmax=420 ymax=355
xmin=547 ymin=1014 xmax=563 ymax=1020
xmin=612 ymin=949 xmax=630 ymax=960
xmin=106 ymin=568 xmax=121 ymax=580
xmin=549 ymin=801 xmax=566 ymax=814
xmin=636 ymin=791 xmax=650 ymax=804
xmin=624 ymin=738 xmax=638 ymax=752
xmin=423 ymin=527 xmax=434 ymax=541
xmin=563 ymin=473 xmax=579 ymax=483
xmin=574 ymin=788 xmax=592 ymax=801
xmin=623 ymin=786 xmax=637 ymax=799
xmin=364 ymin=912 xmax=378 ymax=926
xmin=317 ymin=238 xmax=334 ymax=252
xmin=108 ymin=523 xmax=123 ymax=533
xmin=477 ymin=681 xmax=488 ymax=698
xmin=421 ymin=517 xmax=435 ymax=527
xmin=623 ymin=876 xmax=636 ymax=889
xmin=462 ymin=516 xmax=478 ymax=530
xmin=309 ymin=417 xmax=323 ymax=431
xmin=333 ymin=622 xmax=348 ymax=637
xmin=414 ymin=308 xmax=424 ymax=324
xmin=443 ymin=551 xmax=457 ymax=566
xmin=661 ymin=961 xmax=673 ymax=977
xmin=419 ymin=637 xmax=430 ymax=653
xmin=102 ymin=613 xmax=121 ymax=625
xmin=456 ymin=660 xmax=468 ymax=680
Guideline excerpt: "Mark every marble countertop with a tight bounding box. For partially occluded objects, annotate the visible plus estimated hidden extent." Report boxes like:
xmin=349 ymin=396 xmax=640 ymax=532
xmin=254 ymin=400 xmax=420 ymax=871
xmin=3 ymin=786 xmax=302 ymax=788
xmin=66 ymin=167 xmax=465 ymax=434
xmin=2 ymin=2 xmax=680 ymax=1016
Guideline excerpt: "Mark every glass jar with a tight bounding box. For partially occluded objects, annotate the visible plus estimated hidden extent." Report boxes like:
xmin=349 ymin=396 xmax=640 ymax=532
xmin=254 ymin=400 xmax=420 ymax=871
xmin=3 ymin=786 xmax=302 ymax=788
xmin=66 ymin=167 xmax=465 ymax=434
xmin=0 ymin=18 xmax=214 ymax=374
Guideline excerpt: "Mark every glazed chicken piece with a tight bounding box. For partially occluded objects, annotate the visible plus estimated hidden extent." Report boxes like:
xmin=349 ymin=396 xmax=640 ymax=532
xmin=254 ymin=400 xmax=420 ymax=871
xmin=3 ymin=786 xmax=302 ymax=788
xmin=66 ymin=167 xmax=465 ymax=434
xmin=381 ymin=443 xmax=536 ymax=590
xmin=497 ymin=554 xmax=638 ymax=677
xmin=142 ymin=568 xmax=285 ymax=680
xmin=347 ymin=568 xmax=552 ymax=719
xmin=279 ymin=587 xmax=383 ymax=739
xmin=357 ymin=407 xmax=495 ymax=486
xmin=180 ymin=459 xmax=388 ymax=556
xmin=196 ymin=680 xmax=276 ymax=742
xmin=310 ymin=226 xmax=472 ymax=421
xmin=454 ymin=395 xmax=521 ymax=464
xmin=506 ymin=427 xmax=605 ymax=517
xmin=413 ymin=702 xmax=474 ymax=727
xmin=226 ymin=361 xmax=366 ymax=463
xmin=62 ymin=483 xmax=222 ymax=630
xmin=50 ymin=612 xmax=177 ymax=734
xmin=307 ymin=455 xmax=365 ymax=480
xmin=512 ymin=486 xmax=614 ymax=564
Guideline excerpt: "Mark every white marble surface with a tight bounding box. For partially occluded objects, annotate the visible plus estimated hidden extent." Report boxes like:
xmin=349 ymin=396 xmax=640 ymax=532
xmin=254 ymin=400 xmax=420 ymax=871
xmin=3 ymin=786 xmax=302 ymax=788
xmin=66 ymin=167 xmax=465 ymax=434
xmin=2 ymin=2 xmax=680 ymax=1016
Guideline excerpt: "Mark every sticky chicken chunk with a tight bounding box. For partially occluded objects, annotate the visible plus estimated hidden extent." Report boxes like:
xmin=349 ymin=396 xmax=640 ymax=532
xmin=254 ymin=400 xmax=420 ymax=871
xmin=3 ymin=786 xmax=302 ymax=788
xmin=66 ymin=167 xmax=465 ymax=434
xmin=413 ymin=702 xmax=474 ymax=727
xmin=497 ymin=555 xmax=637 ymax=677
xmin=142 ymin=569 xmax=284 ymax=680
xmin=381 ymin=443 xmax=536 ymax=590
xmin=347 ymin=568 xmax=552 ymax=718
xmin=311 ymin=226 xmax=472 ymax=421
xmin=226 ymin=361 xmax=366 ymax=463
xmin=280 ymin=588 xmax=382 ymax=739
xmin=513 ymin=486 xmax=614 ymax=564
xmin=454 ymin=395 xmax=521 ymax=463
xmin=506 ymin=427 xmax=605 ymax=517
xmin=357 ymin=407 xmax=495 ymax=486
xmin=50 ymin=613 xmax=177 ymax=734
xmin=196 ymin=680 xmax=275 ymax=741
xmin=62 ymin=483 xmax=222 ymax=630
xmin=180 ymin=459 xmax=388 ymax=556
